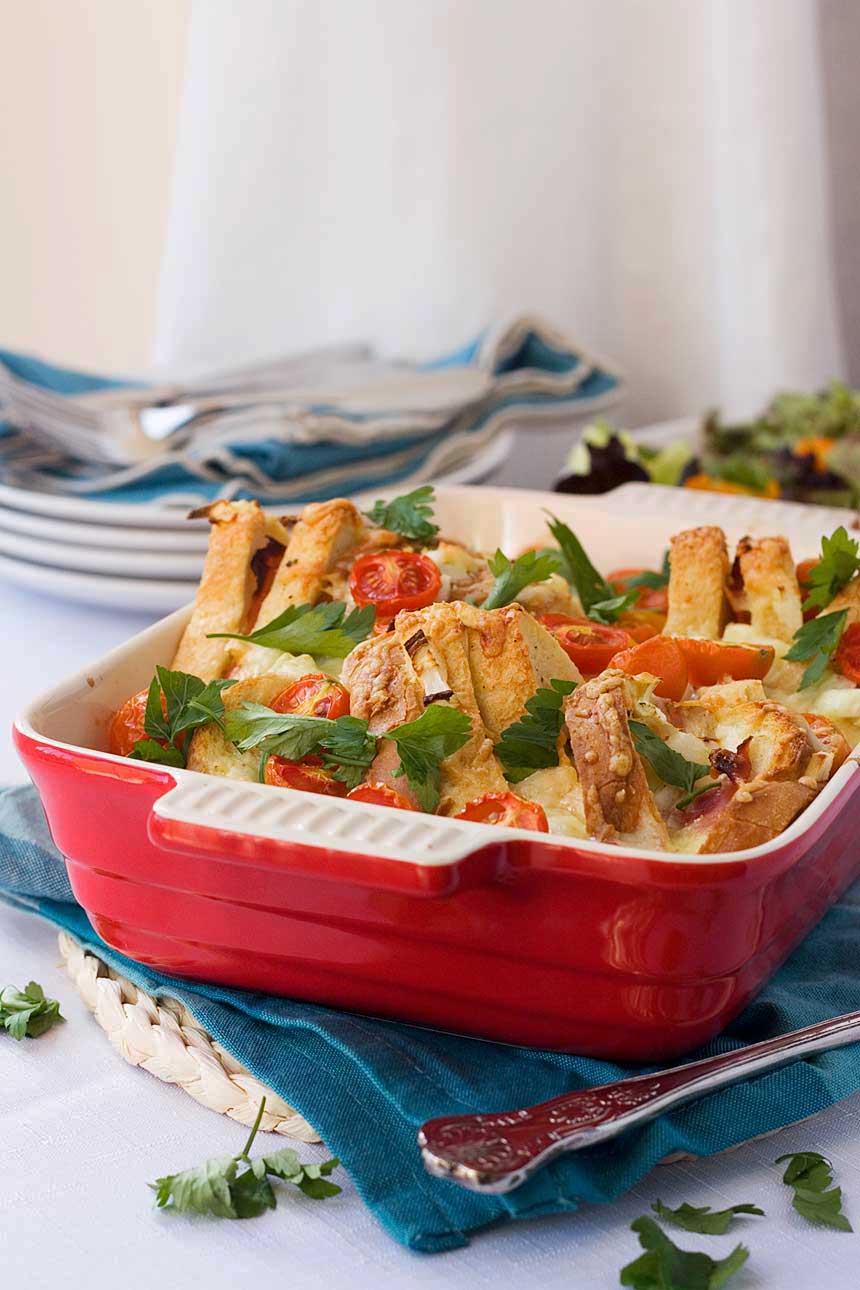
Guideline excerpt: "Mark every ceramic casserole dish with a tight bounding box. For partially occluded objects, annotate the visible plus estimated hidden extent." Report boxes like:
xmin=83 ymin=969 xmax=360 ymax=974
xmin=14 ymin=484 xmax=860 ymax=1061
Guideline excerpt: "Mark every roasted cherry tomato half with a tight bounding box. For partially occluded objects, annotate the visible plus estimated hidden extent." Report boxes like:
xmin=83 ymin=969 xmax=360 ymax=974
xmin=271 ymin=672 xmax=350 ymax=719
xmin=539 ymin=613 xmax=635 ymax=676
xmin=607 ymin=567 xmax=669 ymax=614
xmin=263 ymin=755 xmax=347 ymax=796
xmin=796 ymin=557 xmax=820 ymax=621
xmin=616 ymin=608 xmax=666 ymax=643
xmin=454 ymin=791 xmax=549 ymax=832
xmin=349 ymin=550 xmax=442 ymax=616
xmin=108 ymin=687 xmax=175 ymax=757
xmin=834 ymin=621 xmax=860 ymax=685
xmin=612 ymin=636 xmax=689 ymax=701
xmin=676 ymin=638 xmax=775 ymax=687
xmin=346 ymin=782 xmax=418 ymax=811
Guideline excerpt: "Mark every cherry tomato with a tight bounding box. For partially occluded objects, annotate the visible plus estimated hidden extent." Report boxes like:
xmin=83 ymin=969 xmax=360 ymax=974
xmin=108 ymin=687 xmax=176 ymax=757
xmin=607 ymin=567 xmax=669 ymax=613
xmin=349 ymin=550 xmax=441 ymax=616
xmin=263 ymin=755 xmax=347 ymax=796
xmin=796 ymin=558 xmax=820 ymax=622
xmin=834 ymin=621 xmax=860 ymax=684
xmin=346 ymin=782 xmax=418 ymax=811
xmin=271 ymin=673 xmax=350 ymax=719
xmin=454 ymin=791 xmax=549 ymax=832
xmin=616 ymin=608 xmax=667 ymax=642
xmin=539 ymin=614 xmax=634 ymax=676
xmin=612 ymin=636 xmax=689 ymax=701
xmin=675 ymin=639 xmax=775 ymax=687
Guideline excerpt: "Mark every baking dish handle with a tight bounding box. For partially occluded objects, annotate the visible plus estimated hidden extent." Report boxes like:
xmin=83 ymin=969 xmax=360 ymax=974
xmin=148 ymin=773 xmax=500 ymax=892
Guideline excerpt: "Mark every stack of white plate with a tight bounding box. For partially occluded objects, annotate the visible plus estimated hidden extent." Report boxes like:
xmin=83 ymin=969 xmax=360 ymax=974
xmin=0 ymin=436 xmax=513 ymax=613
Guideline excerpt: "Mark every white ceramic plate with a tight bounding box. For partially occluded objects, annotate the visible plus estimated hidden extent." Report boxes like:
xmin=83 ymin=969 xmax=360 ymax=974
xmin=0 ymin=526 xmax=206 ymax=579
xmin=0 ymin=551 xmax=196 ymax=614
xmin=0 ymin=504 xmax=210 ymax=550
xmin=0 ymin=431 xmax=512 ymax=527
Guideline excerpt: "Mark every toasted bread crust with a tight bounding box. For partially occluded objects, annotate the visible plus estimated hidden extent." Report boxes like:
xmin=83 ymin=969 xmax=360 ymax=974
xmin=564 ymin=671 xmax=670 ymax=848
xmin=735 ymin=536 xmax=802 ymax=642
xmin=690 ymin=779 xmax=817 ymax=853
xmin=455 ymin=601 xmax=580 ymax=742
xmin=664 ymin=526 xmax=729 ymax=639
xmin=250 ymin=498 xmax=366 ymax=627
xmin=171 ymin=500 xmax=268 ymax=681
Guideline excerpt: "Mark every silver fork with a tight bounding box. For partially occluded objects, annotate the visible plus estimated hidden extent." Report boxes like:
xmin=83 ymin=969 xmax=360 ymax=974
xmin=418 ymin=1011 xmax=860 ymax=1194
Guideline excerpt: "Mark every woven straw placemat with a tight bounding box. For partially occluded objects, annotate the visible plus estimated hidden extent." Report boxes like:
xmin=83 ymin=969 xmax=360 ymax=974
xmin=58 ymin=932 xmax=319 ymax=1142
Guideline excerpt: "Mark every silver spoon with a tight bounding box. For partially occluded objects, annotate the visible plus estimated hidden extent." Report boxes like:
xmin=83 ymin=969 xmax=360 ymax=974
xmin=418 ymin=1010 xmax=860 ymax=1194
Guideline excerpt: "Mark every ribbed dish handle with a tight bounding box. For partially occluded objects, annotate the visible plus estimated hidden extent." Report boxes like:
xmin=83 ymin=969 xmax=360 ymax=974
xmin=149 ymin=773 xmax=491 ymax=872
xmin=419 ymin=1010 xmax=860 ymax=1193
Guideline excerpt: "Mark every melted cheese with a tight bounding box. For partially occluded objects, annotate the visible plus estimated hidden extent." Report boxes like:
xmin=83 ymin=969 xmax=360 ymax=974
xmin=517 ymin=765 xmax=587 ymax=838
xmin=229 ymin=644 xmax=343 ymax=683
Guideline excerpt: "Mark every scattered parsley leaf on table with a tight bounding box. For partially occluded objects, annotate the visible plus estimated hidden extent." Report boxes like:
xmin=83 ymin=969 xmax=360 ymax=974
xmin=364 ymin=485 xmax=440 ymax=543
xmin=0 ymin=981 xmax=64 ymax=1040
xmin=495 ymin=679 xmax=577 ymax=781
xmin=629 ymin=720 xmax=715 ymax=809
xmin=384 ymin=705 xmax=473 ymax=812
xmin=651 ymin=1198 xmax=764 ymax=1235
xmin=785 ymin=609 xmax=848 ymax=689
xmin=545 ymin=514 xmax=637 ymax=623
xmin=151 ymin=1097 xmax=341 ymax=1221
xmin=776 ymin=1151 xmax=853 ymax=1231
xmin=208 ymin=601 xmax=375 ymax=659
xmin=620 ymin=1216 xmax=749 ymax=1289
xmin=482 ymin=548 xmax=561 ymax=610
xmin=801 ymin=527 xmax=860 ymax=613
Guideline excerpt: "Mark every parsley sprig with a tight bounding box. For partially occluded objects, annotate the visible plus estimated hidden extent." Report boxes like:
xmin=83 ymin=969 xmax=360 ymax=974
xmin=482 ymin=548 xmax=561 ymax=611
xmin=224 ymin=702 xmax=472 ymax=810
xmin=785 ymin=609 xmax=848 ymax=689
xmin=801 ymin=527 xmax=860 ymax=613
xmin=0 ymin=981 xmax=64 ymax=1040
xmin=651 ymin=1198 xmax=764 ymax=1235
xmin=620 ymin=1215 xmax=749 ymax=1289
xmin=224 ymin=706 xmax=377 ymax=789
xmin=545 ymin=514 xmax=637 ymax=623
xmin=629 ymin=720 xmax=715 ymax=809
xmin=132 ymin=667 xmax=238 ymax=768
xmin=364 ymin=485 xmax=439 ymax=543
xmin=151 ymin=1097 xmax=341 ymax=1221
xmin=494 ymin=679 xmax=577 ymax=782
xmin=776 ymin=1151 xmax=853 ymax=1231
xmin=209 ymin=602 xmax=375 ymax=660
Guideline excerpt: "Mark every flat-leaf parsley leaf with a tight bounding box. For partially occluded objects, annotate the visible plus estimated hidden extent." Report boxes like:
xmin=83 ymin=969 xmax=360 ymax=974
xmin=651 ymin=1198 xmax=764 ymax=1235
xmin=364 ymin=485 xmax=439 ymax=544
xmin=494 ymin=679 xmax=577 ymax=782
xmin=151 ymin=1097 xmax=341 ymax=1221
xmin=776 ymin=1151 xmax=853 ymax=1231
xmin=620 ymin=1215 xmax=749 ymax=1289
xmin=482 ymin=548 xmax=561 ymax=611
xmin=785 ymin=609 xmax=848 ymax=689
xmin=208 ymin=601 xmax=375 ymax=659
xmin=0 ymin=981 xmax=64 ymax=1040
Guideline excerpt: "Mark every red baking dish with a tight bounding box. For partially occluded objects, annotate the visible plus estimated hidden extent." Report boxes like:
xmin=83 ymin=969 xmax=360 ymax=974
xmin=14 ymin=484 xmax=860 ymax=1060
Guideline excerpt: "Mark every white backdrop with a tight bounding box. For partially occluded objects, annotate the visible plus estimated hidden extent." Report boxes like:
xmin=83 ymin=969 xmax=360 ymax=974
xmin=155 ymin=0 xmax=845 ymax=424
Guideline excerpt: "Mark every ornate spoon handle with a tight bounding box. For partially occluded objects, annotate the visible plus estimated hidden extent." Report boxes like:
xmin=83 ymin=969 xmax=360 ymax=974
xmin=418 ymin=1010 xmax=860 ymax=1194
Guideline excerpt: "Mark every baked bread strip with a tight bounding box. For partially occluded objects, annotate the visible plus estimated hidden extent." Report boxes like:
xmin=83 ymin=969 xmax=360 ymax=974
xmin=735 ymin=535 xmax=803 ymax=642
xmin=663 ymin=526 xmax=729 ymax=639
xmin=186 ymin=674 xmax=288 ymax=781
xmin=564 ymin=671 xmax=671 ymax=849
xmin=171 ymin=500 xmax=268 ymax=681
xmin=455 ymin=601 xmax=581 ymax=742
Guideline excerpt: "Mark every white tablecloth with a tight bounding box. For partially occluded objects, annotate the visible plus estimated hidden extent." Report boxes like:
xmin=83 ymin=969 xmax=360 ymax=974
xmin=2 ymin=579 xmax=860 ymax=1288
